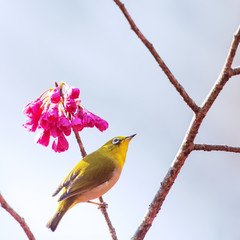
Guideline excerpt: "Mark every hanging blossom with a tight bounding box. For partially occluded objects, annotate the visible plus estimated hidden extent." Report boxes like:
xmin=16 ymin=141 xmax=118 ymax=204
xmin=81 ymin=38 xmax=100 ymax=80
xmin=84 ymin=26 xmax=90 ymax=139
xmin=23 ymin=82 xmax=108 ymax=153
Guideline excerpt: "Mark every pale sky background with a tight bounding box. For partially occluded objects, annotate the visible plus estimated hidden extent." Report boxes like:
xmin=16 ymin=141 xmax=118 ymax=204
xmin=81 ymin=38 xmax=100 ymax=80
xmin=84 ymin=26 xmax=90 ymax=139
xmin=0 ymin=0 xmax=240 ymax=240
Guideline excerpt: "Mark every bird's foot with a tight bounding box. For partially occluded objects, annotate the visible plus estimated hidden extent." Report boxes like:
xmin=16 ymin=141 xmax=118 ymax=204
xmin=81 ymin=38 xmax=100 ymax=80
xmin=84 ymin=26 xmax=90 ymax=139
xmin=87 ymin=200 xmax=108 ymax=209
xmin=98 ymin=201 xmax=108 ymax=210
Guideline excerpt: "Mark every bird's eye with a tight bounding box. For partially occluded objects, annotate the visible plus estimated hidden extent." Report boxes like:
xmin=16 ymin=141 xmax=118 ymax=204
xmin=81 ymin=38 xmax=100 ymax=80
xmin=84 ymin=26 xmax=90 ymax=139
xmin=112 ymin=138 xmax=120 ymax=145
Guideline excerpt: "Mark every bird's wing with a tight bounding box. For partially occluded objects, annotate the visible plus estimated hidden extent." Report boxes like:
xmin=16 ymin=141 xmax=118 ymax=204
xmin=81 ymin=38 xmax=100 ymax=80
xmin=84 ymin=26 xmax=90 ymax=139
xmin=57 ymin=153 xmax=116 ymax=202
xmin=52 ymin=168 xmax=79 ymax=197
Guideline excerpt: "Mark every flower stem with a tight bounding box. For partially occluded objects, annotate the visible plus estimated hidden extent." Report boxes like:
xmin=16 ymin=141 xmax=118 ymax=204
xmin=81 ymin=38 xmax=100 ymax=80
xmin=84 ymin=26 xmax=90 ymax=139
xmin=73 ymin=131 xmax=87 ymax=158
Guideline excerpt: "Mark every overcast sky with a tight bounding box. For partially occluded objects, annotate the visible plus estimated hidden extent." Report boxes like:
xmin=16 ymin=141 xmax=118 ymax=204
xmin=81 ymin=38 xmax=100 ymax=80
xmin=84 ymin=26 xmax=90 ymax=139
xmin=0 ymin=1 xmax=240 ymax=240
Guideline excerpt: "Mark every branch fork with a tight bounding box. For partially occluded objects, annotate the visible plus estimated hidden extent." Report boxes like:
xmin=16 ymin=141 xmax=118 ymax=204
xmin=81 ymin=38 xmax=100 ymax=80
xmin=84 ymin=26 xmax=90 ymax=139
xmin=111 ymin=1 xmax=240 ymax=239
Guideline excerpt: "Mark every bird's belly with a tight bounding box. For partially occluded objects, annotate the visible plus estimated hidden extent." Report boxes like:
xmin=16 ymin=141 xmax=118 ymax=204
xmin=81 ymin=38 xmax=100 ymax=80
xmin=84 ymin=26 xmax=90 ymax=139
xmin=77 ymin=168 xmax=122 ymax=202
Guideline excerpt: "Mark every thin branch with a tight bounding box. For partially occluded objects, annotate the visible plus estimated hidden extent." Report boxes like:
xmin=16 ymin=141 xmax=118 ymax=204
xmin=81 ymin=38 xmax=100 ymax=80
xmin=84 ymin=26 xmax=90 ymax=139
xmin=73 ymin=131 xmax=87 ymax=158
xmin=0 ymin=193 xmax=35 ymax=240
xmin=112 ymin=0 xmax=200 ymax=113
xmin=73 ymin=131 xmax=118 ymax=240
xmin=201 ymin=25 xmax=240 ymax=114
xmin=231 ymin=66 xmax=240 ymax=76
xmin=130 ymin=23 xmax=240 ymax=240
xmin=225 ymin=29 xmax=240 ymax=71
xmin=99 ymin=196 xmax=118 ymax=240
xmin=194 ymin=144 xmax=240 ymax=153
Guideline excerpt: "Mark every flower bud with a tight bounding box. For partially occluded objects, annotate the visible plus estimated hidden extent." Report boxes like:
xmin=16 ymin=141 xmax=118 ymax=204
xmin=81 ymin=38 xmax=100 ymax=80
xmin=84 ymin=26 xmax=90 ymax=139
xmin=35 ymin=129 xmax=50 ymax=147
xmin=50 ymin=87 xmax=61 ymax=103
xmin=52 ymin=134 xmax=69 ymax=153
xmin=71 ymin=115 xmax=83 ymax=132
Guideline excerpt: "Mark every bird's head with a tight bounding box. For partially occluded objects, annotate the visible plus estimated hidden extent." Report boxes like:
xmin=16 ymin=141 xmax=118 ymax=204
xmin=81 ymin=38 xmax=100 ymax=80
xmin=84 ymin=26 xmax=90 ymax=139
xmin=100 ymin=134 xmax=136 ymax=167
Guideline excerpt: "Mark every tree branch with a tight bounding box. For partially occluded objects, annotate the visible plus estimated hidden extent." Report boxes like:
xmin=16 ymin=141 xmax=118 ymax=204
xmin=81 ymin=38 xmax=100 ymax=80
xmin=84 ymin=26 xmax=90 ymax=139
xmin=0 ymin=193 xmax=35 ymax=240
xmin=99 ymin=196 xmax=118 ymax=240
xmin=112 ymin=0 xmax=200 ymax=113
xmin=231 ymin=66 xmax=240 ymax=76
xmin=201 ymin=25 xmax=240 ymax=114
xmin=194 ymin=144 xmax=240 ymax=153
xmin=73 ymin=131 xmax=87 ymax=157
xmin=73 ymin=131 xmax=118 ymax=240
xmin=128 ymin=20 xmax=240 ymax=240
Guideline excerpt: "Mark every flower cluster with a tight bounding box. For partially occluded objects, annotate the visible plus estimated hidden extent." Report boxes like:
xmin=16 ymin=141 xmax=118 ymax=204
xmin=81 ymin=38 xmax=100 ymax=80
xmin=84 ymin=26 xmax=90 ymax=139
xmin=23 ymin=82 xmax=108 ymax=153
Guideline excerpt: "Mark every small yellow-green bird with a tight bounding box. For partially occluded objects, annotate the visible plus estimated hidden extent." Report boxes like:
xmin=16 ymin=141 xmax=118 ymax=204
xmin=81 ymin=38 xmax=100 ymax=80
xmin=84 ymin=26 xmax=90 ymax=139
xmin=47 ymin=134 xmax=136 ymax=231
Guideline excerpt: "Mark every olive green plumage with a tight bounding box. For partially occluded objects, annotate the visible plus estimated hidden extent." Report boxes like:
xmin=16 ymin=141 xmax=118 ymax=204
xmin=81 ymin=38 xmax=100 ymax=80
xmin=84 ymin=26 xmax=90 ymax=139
xmin=47 ymin=134 xmax=135 ymax=231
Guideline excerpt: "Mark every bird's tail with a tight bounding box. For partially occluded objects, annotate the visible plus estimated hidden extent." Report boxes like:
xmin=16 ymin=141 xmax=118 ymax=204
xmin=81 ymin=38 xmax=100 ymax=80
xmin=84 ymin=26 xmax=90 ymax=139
xmin=47 ymin=197 xmax=75 ymax=232
xmin=46 ymin=210 xmax=66 ymax=232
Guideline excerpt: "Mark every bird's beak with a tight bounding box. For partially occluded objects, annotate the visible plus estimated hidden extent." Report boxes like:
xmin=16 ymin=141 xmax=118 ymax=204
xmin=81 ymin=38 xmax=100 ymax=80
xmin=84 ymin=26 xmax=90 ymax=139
xmin=125 ymin=134 xmax=137 ymax=141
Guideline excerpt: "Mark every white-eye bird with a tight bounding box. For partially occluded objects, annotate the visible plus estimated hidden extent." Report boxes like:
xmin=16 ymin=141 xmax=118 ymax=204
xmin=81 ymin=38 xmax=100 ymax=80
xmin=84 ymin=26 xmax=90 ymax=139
xmin=47 ymin=134 xmax=136 ymax=231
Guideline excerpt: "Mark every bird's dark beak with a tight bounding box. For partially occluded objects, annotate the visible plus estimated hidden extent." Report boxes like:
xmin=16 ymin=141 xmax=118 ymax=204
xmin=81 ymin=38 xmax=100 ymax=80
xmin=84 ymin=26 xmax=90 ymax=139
xmin=125 ymin=134 xmax=137 ymax=141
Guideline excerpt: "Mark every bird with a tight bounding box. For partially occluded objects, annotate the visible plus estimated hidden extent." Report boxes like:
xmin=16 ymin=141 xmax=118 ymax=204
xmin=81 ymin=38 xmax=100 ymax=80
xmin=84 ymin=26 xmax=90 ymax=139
xmin=47 ymin=134 xmax=136 ymax=231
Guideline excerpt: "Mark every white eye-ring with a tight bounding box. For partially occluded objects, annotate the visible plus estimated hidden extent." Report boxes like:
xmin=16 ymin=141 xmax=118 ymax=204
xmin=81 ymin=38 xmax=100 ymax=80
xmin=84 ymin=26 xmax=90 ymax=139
xmin=112 ymin=138 xmax=120 ymax=145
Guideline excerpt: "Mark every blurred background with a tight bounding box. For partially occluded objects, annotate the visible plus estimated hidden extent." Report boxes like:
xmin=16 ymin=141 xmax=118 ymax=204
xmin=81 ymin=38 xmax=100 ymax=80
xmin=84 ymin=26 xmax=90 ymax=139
xmin=0 ymin=0 xmax=240 ymax=239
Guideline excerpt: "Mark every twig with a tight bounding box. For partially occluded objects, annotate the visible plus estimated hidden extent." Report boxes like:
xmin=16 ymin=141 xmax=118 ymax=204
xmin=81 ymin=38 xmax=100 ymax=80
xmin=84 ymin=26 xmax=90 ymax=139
xmin=194 ymin=144 xmax=240 ymax=153
xmin=201 ymin=26 xmax=240 ymax=114
xmin=73 ymin=131 xmax=118 ymax=240
xmin=73 ymin=131 xmax=87 ymax=157
xmin=232 ymin=67 xmax=240 ymax=76
xmin=99 ymin=196 xmax=118 ymax=240
xmin=0 ymin=193 xmax=35 ymax=240
xmin=112 ymin=0 xmax=199 ymax=113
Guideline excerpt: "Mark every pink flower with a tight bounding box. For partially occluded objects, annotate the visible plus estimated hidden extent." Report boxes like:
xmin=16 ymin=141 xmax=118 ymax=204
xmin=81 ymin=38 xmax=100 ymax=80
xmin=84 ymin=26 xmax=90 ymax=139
xmin=65 ymin=98 xmax=77 ymax=113
xmin=71 ymin=115 xmax=83 ymax=132
xmin=58 ymin=115 xmax=71 ymax=136
xmin=23 ymin=82 xmax=109 ymax=154
xmin=83 ymin=111 xmax=96 ymax=128
xmin=52 ymin=134 xmax=69 ymax=153
xmin=23 ymin=98 xmax=43 ymax=117
xmin=49 ymin=123 xmax=62 ymax=138
xmin=94 ymin=116 xmax=108 ymax=132
xmin=65 ymin=86 xmax=80 ymax=99
xmin=77 ymin=106 xmax=84 ymax=119
xmin=77 ymin=108 xmax=95 ymax=128
xmin=23 ymin=117 xmax=39 ymax=132
xmin=35 ymin=129 xmax=50 ymax=147
xmin=47 ymin=105 xmax=59 ymax=122
xmin=38 ymin=112 xmax=50 ymax=130
xmin=50 ymin=87 xmax=61 ymax=103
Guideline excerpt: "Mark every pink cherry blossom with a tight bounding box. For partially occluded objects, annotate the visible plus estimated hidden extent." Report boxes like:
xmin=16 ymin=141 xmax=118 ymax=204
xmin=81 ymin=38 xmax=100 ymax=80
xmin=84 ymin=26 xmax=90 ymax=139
xmin=49 ymin=123 xmax=62 ymax=138
xmin=52 ymin=134 xmax=69 ymax=153
xmin=65 ymin=98 xmax=77 ymax=113
xmin=94 ymin=116 xmax=109 ymax=132
xmin=77 ymin=108 xmax=95 ymax=128
xmin=58 ymin=115 xmax=71 ymax=136
xmin=23 ymin=98 xmax=43 ymax=117
xmin=23 ymin=117 xmax=39 ymax=132
xmin=71 ymin=115 xmax=83 ymax=132
xmin=65 ymin=86 xmax=80 ymax=99
xmin=77 ymin=106 xmax=84 ymax=119
xmin=47 ymin=105 xmax=59 ymax=122
xmin=50 ymin=87 xmax=61 ymax=103
xmin=23 ymin=81 xmax=109 ymax=153
xmin=38 ymin=112 xmax=50 ymax=130
xmin=35 ymin=129 xmax=50 ymax=147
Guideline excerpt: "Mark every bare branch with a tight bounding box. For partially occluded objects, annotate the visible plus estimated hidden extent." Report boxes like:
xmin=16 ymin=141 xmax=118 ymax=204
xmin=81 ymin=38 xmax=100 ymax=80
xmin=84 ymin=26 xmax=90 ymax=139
xmin=201 ymin=25 xmax=240 ymax=114
xmin=130 ymin=24 xmax=240 ymax=240
xmin=225 ymin=28 xmax=240 ymax=71
xmin=0 ymin=193 xmax=35 ymax=240
xmin=112 ymin=0 xmax=199 ymax=113
xmin=232 ymin=67 xmax=240 ymax=76
xmin=194 ymin=144 xmax=240 ymax=153
xmin=73 ymin=131 xmax=87 ymax=158
xmin=73 ymin=131 xmax=118 ymax=240
xmin=99 ymin=196 xmax=118 ymax=240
